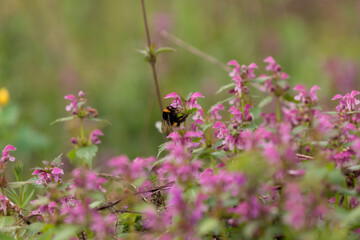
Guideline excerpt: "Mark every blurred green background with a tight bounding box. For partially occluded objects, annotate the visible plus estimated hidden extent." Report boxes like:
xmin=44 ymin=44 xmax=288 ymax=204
xmin=0 ymin=0 xmax=359 ymax=170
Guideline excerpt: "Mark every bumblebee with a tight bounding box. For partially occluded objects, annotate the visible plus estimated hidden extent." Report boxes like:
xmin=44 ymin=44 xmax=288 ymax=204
xmin=161 ymin=105 xmax=189 ymax=135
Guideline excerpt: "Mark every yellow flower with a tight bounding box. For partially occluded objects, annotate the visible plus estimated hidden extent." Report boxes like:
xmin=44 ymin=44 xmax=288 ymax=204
xmin=0 ymin=87 xmax=10 ymax=107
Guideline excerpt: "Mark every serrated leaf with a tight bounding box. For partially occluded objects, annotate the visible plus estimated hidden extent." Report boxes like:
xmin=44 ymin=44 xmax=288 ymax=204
xmin=152 ymin=157 xmax=167 ymax=168
xmin=52 ymin=153 xmax=63 ymax=167
xmin=157 ymin=143 xmax=166 ymax=158
xmin=155 ymin=47 xmax=176 ymax=55
xmin=283 ymin=93 xmax=299 ymax=103
xmin=200 ymin=123 xmax=213 ymax=132
xmin=212 ymin=139 xmax=224 ymax=149
xmin=76 ymin=145 xmax=98 ymax=168
xmin=216 ymin=83 xmax=235 ymax=95
xmin=249 ymin=106 xmax=262 ymax=120
xmin=181 ymin=108 xmax=198 ymax=115
xmin=291 ymin=125 xmax=309 ymax=136
xmin=198 ymin=218 xmax=219 ymax=235
xmin=88 ymin=117 xmax=112 ymax=125
xmin=50 ymin=116 xmax=75 ymax=125
xmin=67 ymin=148 xmax=77 ymax=163
xmin=258 ymin=96 xmax=273 ymax=108
xmin=211 ymin=150 xmax=226 ymax=159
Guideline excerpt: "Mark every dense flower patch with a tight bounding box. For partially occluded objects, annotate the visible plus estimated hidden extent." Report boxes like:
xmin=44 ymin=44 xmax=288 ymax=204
xmin=1 ymin=57 xmax=360 ymax=240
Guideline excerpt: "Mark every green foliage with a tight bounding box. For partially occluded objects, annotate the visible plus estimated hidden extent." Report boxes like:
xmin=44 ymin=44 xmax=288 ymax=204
xmin=76 ymin=145 xmax=98 ymax=168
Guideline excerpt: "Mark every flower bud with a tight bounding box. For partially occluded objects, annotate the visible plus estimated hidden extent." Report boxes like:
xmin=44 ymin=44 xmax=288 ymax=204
xmin=71 ymin=138 xmax=78 ymax=145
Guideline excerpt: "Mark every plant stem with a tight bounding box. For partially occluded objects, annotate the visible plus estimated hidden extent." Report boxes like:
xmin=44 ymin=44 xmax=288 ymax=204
xmin=141 ymin=0 xmax=163 ymax=112
xmin=80 ymin=118 xmax=84 ymax=140
xmin=276 ymin=97 xmax=281 ymax=122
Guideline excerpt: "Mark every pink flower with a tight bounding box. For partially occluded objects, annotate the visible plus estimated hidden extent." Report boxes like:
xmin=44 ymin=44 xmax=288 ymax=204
xmin=211 ymin=104 xmax=225 ymax=121
xmin=91 ymin=213 xmax=117 ymax=239
xmin=64 ymin=94 xmax=78 ymax=114
xmin=284 ymin=183 xmax=306 ymax=229
xmin=51 ymin=167 xmax=64 ymax=183
xmin=264 ymin=56 xmax=277 ymax=72
xmin=72 ymin=168 xmax=107 ymax=192
xmin=229 ymin=106 xmax=242 ymax=122
xmin=90 ymin=129 xmax=104 ymax=144
xmin=1 ymin=145 xmax=16 ymax=163
xmin=213 ymin=121 xmax=228 ymax=139
xmin=332 ymin=90 xmax=360 ymax=114
xmin=32 ymin=169 xmax=52 ymax=185
xmin=293 ymin=85 xmax=320 ymax=104
xmin=108 ymin=155 xmax=130 ymax=176
xmin=164 ymin=92 xmax=182 ymax=108
xmin=228 ymin=60 xmax=258 ymax=79
xmin=0 ymin=195 xmax=9 ymax=214
xmin=186 ymin=92 xmax=204 ymax=109
xmin=61 ymin=199 xmax=90 ymax=224
xmin=264 ymin=56 xmax=289 ymax=79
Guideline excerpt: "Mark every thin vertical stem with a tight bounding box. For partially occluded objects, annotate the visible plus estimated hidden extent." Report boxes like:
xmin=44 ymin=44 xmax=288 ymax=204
xmin=141 ymin=0 xmax=163 ymax=112
xmin=80 ymin=118 xmax=84 ymax=140
xmin=276 ymin=97 xmax=281 ymax=122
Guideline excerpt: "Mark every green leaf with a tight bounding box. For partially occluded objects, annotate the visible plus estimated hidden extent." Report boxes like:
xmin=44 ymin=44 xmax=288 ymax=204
xmin=88 ymin=117 xmax=112 ymax=125
xmin=198 ymin=218 xmax=220 ymax=235
xmin=50 ymin=116 xmax=75 ymax=125
xmin=52 ymin=225 xmax=79 ymax=240
xmin=0 ymin=216 xmax=15 ymax=228
xmin=249 ymin=106 xmax=262 ymax=120
xmin=291 ymin=125 xmax=308 ymax=136
xmin=211 ymin=150 xmax=226 ymax=159
xmin=13 ymin=162 xmax=23 ymax=182
xmin=181 ymin=108 xmax=198 ymax=115
xmin=152 ymin=157 xmax=167 ymax=168
xmin=67 ymin=148 xmax=77 ymax=163
xmin=38 ymin=227 xmax=55 ymax=240
xmin=258 ymin=96 xmax=273 ymax=108
xmin=216 ymin=83 xmax=235 ymax=95
xmin=211 ymin=139 xmax=223 ymax=149
xmin=0 ymin=232 xmax=15 ymax=240
xmin=23 ymin=222 xmax=45 ymax=239
xmin=282 ymin=93 xmax=299 ymax=103
xmin=7 ymin=181 xmax=32 ymax=188
xmin=52 ymin=153 xmax=63 ymax=167
xmin=157 ymin=143 xmax=166 ymax=158
xmin=200 ymin=123 xmax=213 ymax=132
xmin=76 ymin=145 xmax=98 ymax=168
xmin=324 ymin=111 xmax=338 ymax=115
xmin=155 ymin=47 xmax=176 ymax=55
xmin=22 ymin=188 xmax=35 ymax=208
